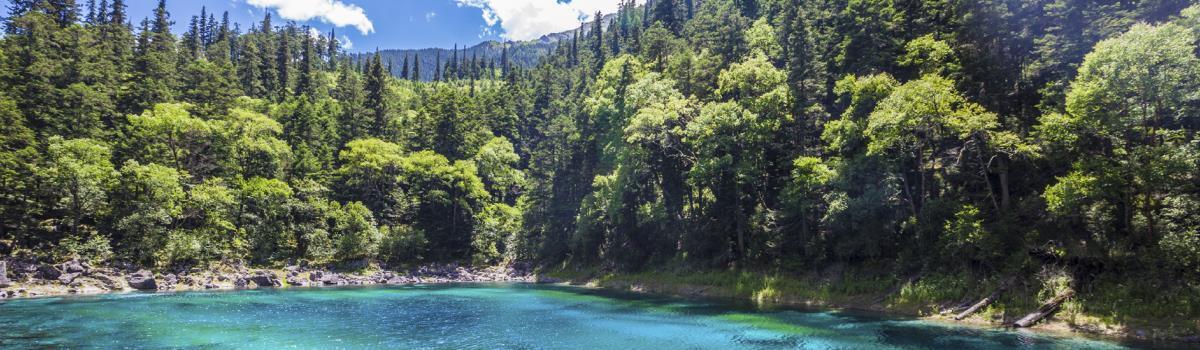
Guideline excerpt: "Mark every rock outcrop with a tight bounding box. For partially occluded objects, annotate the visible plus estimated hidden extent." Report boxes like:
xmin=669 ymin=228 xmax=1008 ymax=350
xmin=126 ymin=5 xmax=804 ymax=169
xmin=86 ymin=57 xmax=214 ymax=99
xmin=246 ymin=271 xmax=281 ymax=288
xmin=2 ymin=261 xmax=540 ymax=299
xmin=0 ymin=261 xmax=10 ymax=288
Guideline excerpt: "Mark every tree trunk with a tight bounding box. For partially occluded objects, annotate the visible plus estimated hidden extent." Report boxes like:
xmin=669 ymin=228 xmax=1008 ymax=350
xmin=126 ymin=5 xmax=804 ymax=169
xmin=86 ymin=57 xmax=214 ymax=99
xmin=1013 ymin=289 xmax=1074 ymax=328
xmin=954 ymin=278 xmax=1013 ymax=320
xmin=998 ymin=166 xmax=1010 ymax=211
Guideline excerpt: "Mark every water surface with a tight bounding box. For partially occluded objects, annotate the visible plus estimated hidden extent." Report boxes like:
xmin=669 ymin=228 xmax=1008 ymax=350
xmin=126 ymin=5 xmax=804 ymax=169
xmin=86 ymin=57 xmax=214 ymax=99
xmin=0 ymin=283 xmax=1164 ymax=349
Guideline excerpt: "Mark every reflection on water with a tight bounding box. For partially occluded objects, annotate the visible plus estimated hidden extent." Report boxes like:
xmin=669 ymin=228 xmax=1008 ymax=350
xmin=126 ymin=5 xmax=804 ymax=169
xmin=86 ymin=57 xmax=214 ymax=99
xmin=0 ymin=283 xmax=1172 ymax=349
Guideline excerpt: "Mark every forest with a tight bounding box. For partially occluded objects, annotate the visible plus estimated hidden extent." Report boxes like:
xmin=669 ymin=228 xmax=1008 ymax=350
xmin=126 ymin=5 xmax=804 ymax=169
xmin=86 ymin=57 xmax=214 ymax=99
xmin=2 ymin=0 xmax=1200 ymax=329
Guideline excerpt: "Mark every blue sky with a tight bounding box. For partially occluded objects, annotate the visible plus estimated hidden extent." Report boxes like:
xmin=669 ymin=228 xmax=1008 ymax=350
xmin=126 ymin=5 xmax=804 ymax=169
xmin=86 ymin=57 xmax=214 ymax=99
xmin=111 ymin=0 xmax=630 ymax=52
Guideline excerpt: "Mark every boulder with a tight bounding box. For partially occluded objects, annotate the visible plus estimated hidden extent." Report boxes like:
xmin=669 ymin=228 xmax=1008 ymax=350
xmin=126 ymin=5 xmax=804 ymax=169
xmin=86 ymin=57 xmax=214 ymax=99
xmin=233 ymin=276 xmax=248 ymax=289
xmin=37 ymin=264 xmax=62 ymax=280
xmin=59 ymin=259 xmax=86 ymax=274
xmin=91 ymin=274 xmax=121 ymax=290
xmin=285 ymin=275 xmax=307 ymax=287
xmin=246 ymin=271 xmax=281 ymax=288
xmin=159 ymin=274 xmax=178 ymax=291
xmin=320 ymin=273 xmax=346 ymax=286
xmin=126 ymin=270 xmax=158 ymax=290
xmin=58 ymin=272 xmax=81 ymax=284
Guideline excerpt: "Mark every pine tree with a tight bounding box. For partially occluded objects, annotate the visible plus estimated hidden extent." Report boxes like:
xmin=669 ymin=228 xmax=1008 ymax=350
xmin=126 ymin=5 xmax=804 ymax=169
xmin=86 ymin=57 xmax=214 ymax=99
xmin=238 ymin=34 xmax=266 ymax=97
xmin=259 ymin=13 xmax=278 ymax=96
xmin=182 ymin=15 xmax=202 ymax=59
xmin=108 ymin=0 xmax=125 ymax=25
xmin=327 ymin=28 xmax=339 ymax=68
xmin=364 ymin=52 xmax=389 ymax=135
xmin=450 ymin=44 xmax=459 ymax=80
xmin=434 ymin=51 xmax=442 ymax=81
xmin=412 ymin=54 xmax=421 ymax=81
xmin=126 ymin=0 xmax=177 ymax=111
xmin=333 ymin=57 xmax=367 ymax=143
xmin=276 ymin=23 xmax=294 ymax=97
xmin=49 ymin=0 xmax=80 ymax=27
xmin=500 ymin=42 xmax=510 ymax=77
xmin=570 ymin=29 xmax=579 ymax=67
xmin=297 ymin=26 xmax=316 ymax=97
xmin=591 ymin=12 xmax=605 ymax=69
xmin=96 ymin=0 xmax=109 ymax=22
xmin=85 ymin=0 xmax=97 ymax=24
xmin=401 ymin=54 xmax=410 ymax=80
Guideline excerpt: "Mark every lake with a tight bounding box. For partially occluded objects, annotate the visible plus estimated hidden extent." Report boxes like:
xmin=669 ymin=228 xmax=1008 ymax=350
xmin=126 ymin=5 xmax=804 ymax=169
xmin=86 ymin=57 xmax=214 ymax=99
xmin=0 ymin=283 xmax=1165 ymax=349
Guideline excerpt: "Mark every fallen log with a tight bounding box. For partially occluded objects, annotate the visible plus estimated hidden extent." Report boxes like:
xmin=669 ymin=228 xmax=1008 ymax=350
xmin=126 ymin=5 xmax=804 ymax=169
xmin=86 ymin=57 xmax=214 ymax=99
xmin=954 ymin=278 xmax=1014 ymax=321
xmin=1013 ymin=288 xmax=1075 ymax=328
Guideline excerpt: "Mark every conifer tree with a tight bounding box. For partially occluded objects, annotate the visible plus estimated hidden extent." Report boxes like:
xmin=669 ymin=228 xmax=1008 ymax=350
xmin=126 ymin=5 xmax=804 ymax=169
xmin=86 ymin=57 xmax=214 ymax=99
xmin=258 ymin=13 xmax=278 ymax=96
xmin=401 ymin=54 xmax=410 ymax=80
xmin=412 ymin=54 xmax=421 ymax=81
xmin=276 ymin=23 xmax=294 ymax=97
xmin=364 ymin=52 xmax=389 ymax=135
xmin=297 ymin=26 xmax=316 ymax=97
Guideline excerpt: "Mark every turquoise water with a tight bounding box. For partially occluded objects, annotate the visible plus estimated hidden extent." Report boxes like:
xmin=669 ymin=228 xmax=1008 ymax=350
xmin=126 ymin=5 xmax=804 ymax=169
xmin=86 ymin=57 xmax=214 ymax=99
xmin=0 ymin=283 xmax=1163 ymax=349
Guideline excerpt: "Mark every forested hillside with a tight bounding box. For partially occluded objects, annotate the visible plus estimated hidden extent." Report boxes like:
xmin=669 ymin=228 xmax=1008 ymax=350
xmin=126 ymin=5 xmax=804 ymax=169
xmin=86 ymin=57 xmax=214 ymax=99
xmin=353 ymin=38 xmax=555 ymax=82
xmin=3 ymin=0 xmax=1200 ymax=330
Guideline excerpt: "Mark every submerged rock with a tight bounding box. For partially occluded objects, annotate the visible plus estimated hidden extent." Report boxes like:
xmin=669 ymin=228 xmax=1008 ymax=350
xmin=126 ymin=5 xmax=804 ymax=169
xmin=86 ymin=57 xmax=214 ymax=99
xmin=126 ymin=270 xmax=158 ymax=290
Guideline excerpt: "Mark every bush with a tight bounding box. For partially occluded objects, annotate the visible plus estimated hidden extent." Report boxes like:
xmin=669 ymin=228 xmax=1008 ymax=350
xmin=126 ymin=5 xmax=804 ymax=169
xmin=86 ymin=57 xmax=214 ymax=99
xmin=381 ymin=225 xmax=427 ymax=264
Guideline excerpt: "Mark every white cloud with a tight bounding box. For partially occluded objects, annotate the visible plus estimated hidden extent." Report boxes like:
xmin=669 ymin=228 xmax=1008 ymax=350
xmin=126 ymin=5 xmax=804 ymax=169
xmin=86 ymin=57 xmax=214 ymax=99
xmin=425 ymin=12 xmax=437 ymax=22
xmin=455 ymin=0 xmax=633 ymax=41
xmin=308 ymin=27 xmax=323 ymax=39
xmin=246 ymin=0 xmax=374 ymax=35
xmin=340 ymin=35 xmax=354 ymax=49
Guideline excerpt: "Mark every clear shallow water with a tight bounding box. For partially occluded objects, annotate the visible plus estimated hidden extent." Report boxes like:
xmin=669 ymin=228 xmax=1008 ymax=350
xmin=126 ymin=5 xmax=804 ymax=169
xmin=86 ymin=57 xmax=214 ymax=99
xmin=0 ymin=283 xmax=1162 ymax=349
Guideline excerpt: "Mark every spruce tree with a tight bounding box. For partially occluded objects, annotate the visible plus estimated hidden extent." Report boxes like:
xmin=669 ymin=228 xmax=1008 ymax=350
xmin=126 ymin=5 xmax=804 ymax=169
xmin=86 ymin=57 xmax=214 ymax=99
xmin=412 ymin=54 xmax=421 ymax=81
xmin=258 ymin=13 xmax=278 ymax=96
xmin=108 ymin=0 xmax=125 ymax=25
xmin=238 ymin=35 xmax=265 ymax=97
xmin=297 ymin=26 xmax=316 ymax=97
xmin=500 ymin=42 xmax=510 ymax=77
xmin=276 ymin=23 xmax=294 ymax=97
xmin=591 ymin=12 xmax=605 ymax=70
xmin=401 ymin=54 xmax=410 ymax=80
xmin=364 ymin=52 xmax=389 ymax=135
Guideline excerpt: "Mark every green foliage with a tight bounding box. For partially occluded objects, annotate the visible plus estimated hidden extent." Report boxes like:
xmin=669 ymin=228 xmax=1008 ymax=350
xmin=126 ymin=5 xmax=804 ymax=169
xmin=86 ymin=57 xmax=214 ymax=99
xmin=112 ymin=160 xmax=184 ymax=267
xmin=898 ymin=34 xmax=960 ymax=78
xmin=238 ymin=177 xmax=295 ymax=264
xmin=473 ymin=137 xmax=526 ymax=202
xmin=43 ymin=137 xmax=117 ymax=241
xmin=331 ymin=201 xmax=382 ymax=263
xmin=5 ymin=2 xmax=1200 ymax=331
xmin=473 ymin=203 xmax=523 ymax=265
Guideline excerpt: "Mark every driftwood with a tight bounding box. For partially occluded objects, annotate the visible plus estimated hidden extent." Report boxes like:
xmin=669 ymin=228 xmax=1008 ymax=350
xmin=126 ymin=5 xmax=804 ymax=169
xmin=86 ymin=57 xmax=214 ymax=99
xmin=1013 ymin=288 xmax=1075 ymax=328
xmin=954 ymin=278 xmax=1014 ymax=321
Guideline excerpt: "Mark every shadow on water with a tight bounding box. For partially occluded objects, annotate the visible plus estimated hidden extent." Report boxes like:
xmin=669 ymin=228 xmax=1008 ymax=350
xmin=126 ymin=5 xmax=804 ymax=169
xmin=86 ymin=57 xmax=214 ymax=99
xmin=0 ymin=282 xmax=1188 ymax=349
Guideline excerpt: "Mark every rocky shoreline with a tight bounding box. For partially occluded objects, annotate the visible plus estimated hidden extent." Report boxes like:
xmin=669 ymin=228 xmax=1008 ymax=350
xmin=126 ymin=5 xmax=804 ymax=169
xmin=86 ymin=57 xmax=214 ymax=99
xmin=0 ymin=259 xmax=544 ymax=299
